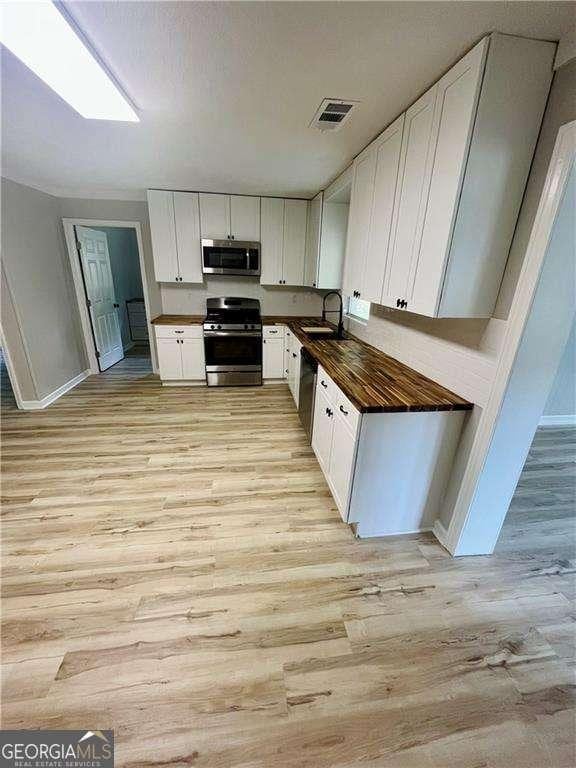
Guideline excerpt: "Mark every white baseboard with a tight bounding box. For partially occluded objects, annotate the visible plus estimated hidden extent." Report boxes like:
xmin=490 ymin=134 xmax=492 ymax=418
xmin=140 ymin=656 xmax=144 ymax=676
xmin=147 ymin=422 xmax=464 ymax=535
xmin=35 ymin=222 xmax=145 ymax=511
xmin=161 ymin=380 xmax=206 ymax=387
xmin=20 ymin=369 xmax=91 ymax=410
xmin=539 ymin=414 xmax=576 ymax=426
xmin=433 ymin=519 xmax=450 ymax=550
xmin=355 ymin=526 xmax=432 ymax=539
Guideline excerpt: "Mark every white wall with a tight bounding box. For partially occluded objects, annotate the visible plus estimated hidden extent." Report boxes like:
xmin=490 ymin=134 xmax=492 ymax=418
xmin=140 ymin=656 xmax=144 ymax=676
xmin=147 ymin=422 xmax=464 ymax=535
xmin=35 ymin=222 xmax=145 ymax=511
xmin=1 ymin=178 xmax=87 ymax=400
xmin=543 ymin=319 xmax=575 ymax=419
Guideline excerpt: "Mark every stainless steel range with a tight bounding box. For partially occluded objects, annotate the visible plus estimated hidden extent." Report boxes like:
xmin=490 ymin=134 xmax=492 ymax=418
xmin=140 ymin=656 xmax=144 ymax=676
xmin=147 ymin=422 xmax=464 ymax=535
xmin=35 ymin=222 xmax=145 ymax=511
xmin=203 ymin=298 xmax=262 ymax=387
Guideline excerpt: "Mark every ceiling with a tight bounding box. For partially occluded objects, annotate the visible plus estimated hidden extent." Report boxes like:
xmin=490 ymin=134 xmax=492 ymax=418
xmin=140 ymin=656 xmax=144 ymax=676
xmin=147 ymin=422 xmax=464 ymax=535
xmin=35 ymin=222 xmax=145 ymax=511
xmin=2 ymin=1 xmax=573 ymax=200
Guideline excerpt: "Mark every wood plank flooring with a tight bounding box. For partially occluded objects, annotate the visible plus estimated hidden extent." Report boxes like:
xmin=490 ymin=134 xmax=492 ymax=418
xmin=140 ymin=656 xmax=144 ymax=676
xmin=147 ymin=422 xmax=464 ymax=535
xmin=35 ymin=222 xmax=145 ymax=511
xmin=1 ymin=353 xmax=574 ymax=767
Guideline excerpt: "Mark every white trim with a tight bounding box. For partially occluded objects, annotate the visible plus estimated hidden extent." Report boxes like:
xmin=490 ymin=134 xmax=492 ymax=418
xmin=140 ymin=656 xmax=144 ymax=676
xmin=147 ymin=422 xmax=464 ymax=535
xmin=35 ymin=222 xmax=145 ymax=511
xmin=161 ymin=381 xmax=206 ymax=387
xmin=540 ymin=414 xmax=576 ymax=426
xmin=432 ymin=519 xmax=449 ymax=550
xmin=62 ymin=218 xmax=156 ymax=374
xmin=446 ymin=121 xmax=576 ymax=556
xmin=0 ymin=325 xmax=26 ymax=409
xmin=19 ymin=369 xmax=90 ymax=410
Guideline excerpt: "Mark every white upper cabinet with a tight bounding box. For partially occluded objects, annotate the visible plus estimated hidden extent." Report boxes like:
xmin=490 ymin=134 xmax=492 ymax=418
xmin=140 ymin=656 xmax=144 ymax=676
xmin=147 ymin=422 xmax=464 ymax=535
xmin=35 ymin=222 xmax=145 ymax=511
xmin=260 ymin=197 xmax=284 ymax=284
xmin=342 ymin=33 xmax=555 ymax=318
xmin=198 ymin=194 xmax=230 ymax=239
xmin=382 ymin=87 xmax=438 ymax=310
xmin=362 ymin=114 xmax=405 ymax=304
xmin=398 ymin=40 xmax=487 ymax=316
xmin=199 ymin=194 xmax=261 ymax=240
xmin=147 ymin=190 xmax=202 ymax=284
xmin=342 ymin=150 xmax=377 ymax=299
xmin=261 ymin=198 xmax=308 ymax=286
xmin=173 ymin=192 xmax=202 ymax=283
xmin=230 ymin=196 xmax=260 ymax=241
xmin=282 ymin=199 xmax=308 ymax=286
xmin=304 ymin=192 xmax=322 ymax=288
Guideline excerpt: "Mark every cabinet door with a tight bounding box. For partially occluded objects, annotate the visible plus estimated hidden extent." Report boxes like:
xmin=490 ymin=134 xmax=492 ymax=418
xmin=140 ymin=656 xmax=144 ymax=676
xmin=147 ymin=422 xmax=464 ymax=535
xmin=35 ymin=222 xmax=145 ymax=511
xmin=329 ymin=415 xmax=358 ymax=521
xmin=282 ymin=200 xmax=308 ymax=286
xmin=284 ymin=329 xmax=292 ymax=379
xmin=292 ymin=340 xmax=302 ymax=406
xmin=174 ymin=192 xmax=203 ymax=283
xmin=230 ymin=196 xmax=260 ymax=241
xmin=312 ymin=387 xmax=334 ymax=475
xmin=199 ymin=193 xmax=230 ymax=239
xmin=262 ymin=338 xmax=284 ymax=379
xmin=409 ymin=42 xmax=487 ymax=317
xmin=361 ymin=115 xmax=404 ymax=304
xmin=342 ymin=150 xmax=377 ymax=299
xmin=383 ymin=86 xmax=437 ymax=309
xmin=260 ymin=197 xmax=284 ymax=285
xmin=304 ymin=192 xmax=323 ymax=287
xmin=147 ymin=190 xmax=179 ymax=283
xmin=181 ymin=338 xmax=206 ymax=380
xmin=156 ymin=338 xmax=182 ymax=380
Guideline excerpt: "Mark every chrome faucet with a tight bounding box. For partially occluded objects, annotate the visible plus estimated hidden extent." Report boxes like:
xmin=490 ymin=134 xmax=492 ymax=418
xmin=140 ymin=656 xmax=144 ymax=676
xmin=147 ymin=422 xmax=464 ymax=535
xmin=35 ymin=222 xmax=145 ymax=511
xmin=321 ymin=291 xmax=344 ymax=339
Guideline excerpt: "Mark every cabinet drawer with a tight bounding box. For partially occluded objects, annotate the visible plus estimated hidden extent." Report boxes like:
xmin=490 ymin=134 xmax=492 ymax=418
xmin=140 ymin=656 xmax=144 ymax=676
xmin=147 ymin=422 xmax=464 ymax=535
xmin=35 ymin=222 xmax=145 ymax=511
xmin=154 ymin=325 xmax=203 ymax=340
xmin=263 ymin=325 xmax=284 ymax=339
xmin=335 ymin=390 xmax=361 ymax=435
xmin=317 ymin=365 xmax=337 ymax=406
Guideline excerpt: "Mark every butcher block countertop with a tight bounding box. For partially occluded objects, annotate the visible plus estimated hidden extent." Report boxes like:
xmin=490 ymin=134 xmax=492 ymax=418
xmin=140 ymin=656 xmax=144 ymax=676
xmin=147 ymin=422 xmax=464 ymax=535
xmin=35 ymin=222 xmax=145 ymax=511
xmin=151 ymin=313 xmax=472 ymax=413
xmin=152 ymin=314 xmax=205 ymax=325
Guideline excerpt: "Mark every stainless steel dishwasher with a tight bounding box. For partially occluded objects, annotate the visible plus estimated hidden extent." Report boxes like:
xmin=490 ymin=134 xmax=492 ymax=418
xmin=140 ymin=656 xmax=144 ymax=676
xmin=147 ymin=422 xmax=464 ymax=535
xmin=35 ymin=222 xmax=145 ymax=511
xmin=298 ymin=347 xmax=318 ymax=442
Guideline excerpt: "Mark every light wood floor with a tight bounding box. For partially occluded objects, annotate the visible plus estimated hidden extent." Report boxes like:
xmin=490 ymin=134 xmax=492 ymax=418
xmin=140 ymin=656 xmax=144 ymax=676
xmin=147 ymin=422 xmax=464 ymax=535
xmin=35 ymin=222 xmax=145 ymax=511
xmin=1 ymin=354 xmax=574 ymax=767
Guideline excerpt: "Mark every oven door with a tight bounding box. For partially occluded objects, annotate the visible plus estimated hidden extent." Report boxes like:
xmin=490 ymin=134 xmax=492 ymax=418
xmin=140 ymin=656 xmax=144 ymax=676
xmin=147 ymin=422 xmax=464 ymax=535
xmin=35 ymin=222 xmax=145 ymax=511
xmin=204 ymin=331 xmax=262 ymax=371
xmin=202 ymin=240 xmax=260 ymax=276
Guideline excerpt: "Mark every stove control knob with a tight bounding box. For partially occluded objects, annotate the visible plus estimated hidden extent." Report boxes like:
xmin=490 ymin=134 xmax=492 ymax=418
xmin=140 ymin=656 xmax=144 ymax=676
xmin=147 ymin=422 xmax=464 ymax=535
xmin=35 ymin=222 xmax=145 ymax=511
xmin=217 ymin=325 xmax=222 ymax=330
xmin=245 ymin=324 xmax=249 ymax=329
xmin=210 ymin=324 xmax=215 ymax=330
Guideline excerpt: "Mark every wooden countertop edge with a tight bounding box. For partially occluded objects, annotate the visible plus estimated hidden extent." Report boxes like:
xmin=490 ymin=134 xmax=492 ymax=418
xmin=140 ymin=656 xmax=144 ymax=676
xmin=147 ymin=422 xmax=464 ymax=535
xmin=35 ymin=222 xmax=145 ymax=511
xmin=151 ymin=313 xmax=473 ymax=414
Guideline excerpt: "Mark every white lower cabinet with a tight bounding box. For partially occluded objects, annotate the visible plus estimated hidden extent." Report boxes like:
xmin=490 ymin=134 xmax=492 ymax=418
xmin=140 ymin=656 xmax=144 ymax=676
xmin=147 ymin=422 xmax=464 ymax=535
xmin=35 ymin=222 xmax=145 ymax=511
xmin=154 ymin=326 xmax=205 ymax=383
xmin=263 ymin=325 xmax=285 ymax=379
xmin=312 ymin=367 xmax=360 ymax=521
xmin=287 ymin=333 xmax=302 ymax=406
xmin=312 ymin=365 xmax=466 ymax=534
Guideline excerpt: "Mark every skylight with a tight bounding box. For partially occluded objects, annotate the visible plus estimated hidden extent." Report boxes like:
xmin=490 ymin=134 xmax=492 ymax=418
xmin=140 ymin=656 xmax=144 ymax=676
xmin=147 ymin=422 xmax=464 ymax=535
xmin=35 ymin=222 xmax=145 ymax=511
xmin=0 ymin=1 xmax=138 ymax=122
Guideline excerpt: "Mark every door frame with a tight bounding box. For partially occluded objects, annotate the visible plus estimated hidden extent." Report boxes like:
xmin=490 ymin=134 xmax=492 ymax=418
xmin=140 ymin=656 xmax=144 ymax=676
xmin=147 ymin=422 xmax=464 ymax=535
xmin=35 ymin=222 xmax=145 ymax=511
xmin=63 ymin=219 xmax=154 ymax=374
xmin=443 ymin=120 xmax=575 ymax=556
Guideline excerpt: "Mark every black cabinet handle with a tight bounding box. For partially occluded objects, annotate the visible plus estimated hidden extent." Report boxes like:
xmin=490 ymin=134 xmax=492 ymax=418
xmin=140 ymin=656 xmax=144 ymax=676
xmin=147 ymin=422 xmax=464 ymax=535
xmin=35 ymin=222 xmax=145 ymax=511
xmin=325 ymin=407 xmax=333 ymax=417
xmin=396 ymin=298 xmax=401 ymax=307
xmin=339 ymin=405 xmax=349 ymax=416
xmin=263 ymin=339 xmax=266 ymax=344
xmin=403 ymin=300 xmax=408 ymax=309
xmin=292 ymin=352 xmax=297 ymax=358
xmin=320 ymin=380 xmax=327 ymax=388
xmin=174 ymin=330 xmax=184 ymax=334
xmin=113 ymin=303 xmax=119 ymax=308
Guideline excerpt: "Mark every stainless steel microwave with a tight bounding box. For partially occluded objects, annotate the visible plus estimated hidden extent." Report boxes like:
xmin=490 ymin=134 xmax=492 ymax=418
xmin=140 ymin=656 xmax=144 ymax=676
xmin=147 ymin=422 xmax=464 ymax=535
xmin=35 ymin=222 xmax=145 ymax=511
xmin=201 ymin=239 xmax=260 ymax=277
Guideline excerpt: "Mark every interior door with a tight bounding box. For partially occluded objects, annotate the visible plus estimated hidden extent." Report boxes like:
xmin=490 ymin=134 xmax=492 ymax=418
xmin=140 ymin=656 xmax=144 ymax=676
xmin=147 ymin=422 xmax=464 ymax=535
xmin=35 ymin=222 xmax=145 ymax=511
xmin=76 ymin=226 xmax=124 ymax=371
xmin=383 ymin=85 xmax=438 ymax=309
xmin=230 ymin=196 xmax=260 ymax=240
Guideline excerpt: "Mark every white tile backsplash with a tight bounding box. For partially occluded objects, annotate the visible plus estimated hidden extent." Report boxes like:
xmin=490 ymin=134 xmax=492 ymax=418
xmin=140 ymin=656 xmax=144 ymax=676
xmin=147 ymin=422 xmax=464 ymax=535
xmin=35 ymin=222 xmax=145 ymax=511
xmin=160 ymin=278 xmax=326 ymax=316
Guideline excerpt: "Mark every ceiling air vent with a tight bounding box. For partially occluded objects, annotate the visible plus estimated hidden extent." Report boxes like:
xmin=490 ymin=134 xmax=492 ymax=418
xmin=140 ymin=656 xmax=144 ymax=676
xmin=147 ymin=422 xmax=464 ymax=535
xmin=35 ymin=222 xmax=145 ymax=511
xmin=310 ymin=98 xmax=359 ymax=132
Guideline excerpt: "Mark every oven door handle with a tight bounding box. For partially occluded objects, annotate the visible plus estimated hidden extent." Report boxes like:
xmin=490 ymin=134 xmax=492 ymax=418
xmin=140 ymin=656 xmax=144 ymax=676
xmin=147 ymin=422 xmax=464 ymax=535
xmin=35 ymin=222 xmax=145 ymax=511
xmin=203 ymin=330 xmax=262 ymax=338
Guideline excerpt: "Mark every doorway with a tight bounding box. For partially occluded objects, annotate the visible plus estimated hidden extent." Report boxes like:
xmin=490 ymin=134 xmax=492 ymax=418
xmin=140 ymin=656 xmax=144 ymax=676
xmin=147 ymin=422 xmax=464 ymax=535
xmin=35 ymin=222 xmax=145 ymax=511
xmin=63 ymin=219 xmax=153 ymax=376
